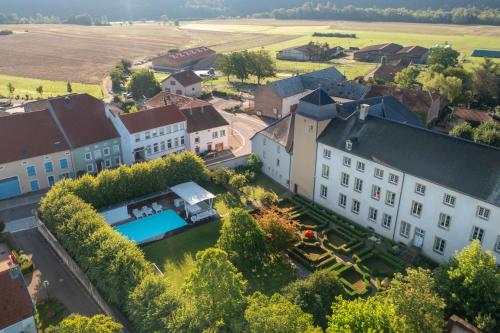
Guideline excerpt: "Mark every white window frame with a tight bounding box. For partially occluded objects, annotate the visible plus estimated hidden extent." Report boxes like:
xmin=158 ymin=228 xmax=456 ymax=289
xmin=371 ymin=185 xmax=381 ymax=201
xmin=351 ymin=199 xmax=360 ymax=214
xmin=400 ymin=221 xmax=411 ymax=238
xmin=385 ymin=191 xmax=396 ymax=206
xmin=382 ymin=214 xmax=392 ymax=229
xmin=103 ymin=147 xmax=111 ymax=156
xmin=433 ymin=237 xmax=446 ymax=255
xmin=495 ymin=235 xmax=500 ymax=253
xmin=341 ymin=172 xmax=349 ymax=187
xmin=374 ymin=168 xmax=384 ymax=179
xmin=476 ymin=206 xmax=490 ymax=220
xmin=356 ymin=161 xmax=365 ymax=172
xmin=94 ymin=149 xmax=102 ymax=159
xmin=113 ymin=144 xmax=120 ymax=154
xmin=470 ymin=226 xmax=485 ymax=243
xmin=338 ymin=193 xmax=347 ymax=208
xmin=104 ymin=159 xmax=112 ymax=168
xmin=389 ymin=173 xmax=399 ymax=185
xmin=323 ymin=149 xmax=331 ymax=159
xmin=438 ymin=213 xmax=451 ymax=230
xmin=411 ymin=201 xmax=423 ymax=218
xmin=86 ymin=163 xmax=94 ymax=173
xmin=320 ymin=185 xmax=328 ymax=199
xmin=135 ymin=134 xmax=141 ymax=142
xmin=322 ymin=164 xmax=330 ymax=179
xmin=354 ymin=178 xmax=363 ymax=193
xmin=368 ymin=207 xmax=378 ymax=222
xmin=84 ymin=152 xmax=92 ymax=161
xmin=443 ymin=193 xmax=456 ymax=207
xmin=343 ymin=156 xmax=351 ymax=167
xmin=415 ymin=183 xmax=426 ymax=196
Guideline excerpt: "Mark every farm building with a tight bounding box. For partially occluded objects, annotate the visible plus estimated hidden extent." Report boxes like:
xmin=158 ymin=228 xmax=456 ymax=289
xmin=354 ymin=43 xmax=428 ymax=65
xmin=276 ymin=44 xmax=344 ymax=61
xmin=364 ymin=63 xmax=406 ymax=83
xmin=152 ymin=47 xmax=216 ymax=71
xmin=471 ymin=49 xmax=500 ymax=58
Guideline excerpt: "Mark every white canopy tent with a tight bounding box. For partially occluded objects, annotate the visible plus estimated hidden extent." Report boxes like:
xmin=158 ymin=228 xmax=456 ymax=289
xmin=170 ymin=181 xmax=216 ymax=218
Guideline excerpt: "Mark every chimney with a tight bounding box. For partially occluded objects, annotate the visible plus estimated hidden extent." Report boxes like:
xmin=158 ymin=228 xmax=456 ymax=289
xmin=359 ymin=104 xmax=369 ymax=121
xmin=345 ymin=139 xmax=353 ymax=151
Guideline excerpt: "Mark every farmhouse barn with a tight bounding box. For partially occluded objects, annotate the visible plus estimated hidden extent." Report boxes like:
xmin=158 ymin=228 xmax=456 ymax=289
xmin=152 ymin=47 xmax=216 ymax=71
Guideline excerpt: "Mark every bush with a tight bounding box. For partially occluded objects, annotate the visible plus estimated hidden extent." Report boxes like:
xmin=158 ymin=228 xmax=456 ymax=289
xmin=211 ymin=167 xmax=233 ymax=186
xmin=247 ymin=153 xmax=263 ymax=172
xmin=228 ymin=174 xmax=248 ymax=190
xmin=259 ymin=191 xmax=278 ymax=207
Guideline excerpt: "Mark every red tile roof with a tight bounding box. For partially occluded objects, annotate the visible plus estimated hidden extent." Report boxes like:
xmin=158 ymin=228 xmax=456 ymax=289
xmin=180 ymin=103 xmax=229 ymax=133
xmin=0 ymin=269 xmax=34 ymax=330
xmin=164 ymin=70 xmax=202 ymax=87
xmin=119 ymin=105 xmax=186 ymax=134
xmin=49 ymin=94 xmax=119 ymax=148
xmin=453 ymin=107 xmax=497 ymax=123
xmin=145 ymin=92 xmax=194 ymax=109
xmin=0 ymin=110 xmax=69 ymax=164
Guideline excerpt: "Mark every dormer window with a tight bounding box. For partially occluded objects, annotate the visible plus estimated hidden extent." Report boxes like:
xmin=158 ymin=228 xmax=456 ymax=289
xmin=345 ymin=140 xmax=352 ymax=151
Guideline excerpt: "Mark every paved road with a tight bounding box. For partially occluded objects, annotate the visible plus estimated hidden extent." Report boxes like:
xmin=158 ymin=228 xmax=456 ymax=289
xmin=0 ymin=192 xmax=45 ymax=222
xmin=12 ymin=229 xmax=102 ymax=316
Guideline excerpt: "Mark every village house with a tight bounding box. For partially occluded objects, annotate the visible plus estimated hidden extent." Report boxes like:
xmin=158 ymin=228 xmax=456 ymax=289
xmin=354 ymin=43 xmax=428 ymax=65
xmin=0 ymin=110 xmax=74 ymax=199
xmin=47 ymin=94 xmax=122 ymax=175
xmin=276 ymin=44 xmax=343 ymax=62
xmin=180 ymin=99 xmax=229 ymax=154
xmin=364 ymin=62 xmax=406 ymax=83
xmin=0 ymin=267 xmax=36 ymax=333
xmin=152 ymin=46 xmax=216 ymax=71
xmin=364 ymin=85 xmax=448 ymax=125
xmin=252 ymin=88 xmax=500 ymax=264
xmin=106 ymin=105 xmax=187 ymax=165
xmin=449 ymin=107 xmax=499 ymax=127
xmin=161 ymin=70 xmax=203 ymax=97
xmin=254 ymin=67 xmax=368 ymax=119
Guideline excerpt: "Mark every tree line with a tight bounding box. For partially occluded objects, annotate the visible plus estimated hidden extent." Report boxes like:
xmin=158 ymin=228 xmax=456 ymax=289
xmin=0 ymin=12 xmax=110 ymax=25
xmin=217 ymin=50 xmax=276 ymax=84
xmin=253 ymin=3 xmax=500 ymax=26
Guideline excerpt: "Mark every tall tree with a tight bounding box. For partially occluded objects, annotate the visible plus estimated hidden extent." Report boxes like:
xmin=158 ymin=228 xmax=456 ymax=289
xmin=127 ymin=274 xmax=180 ymax=333
xmin=384 ymin=268 xmax=445 ymax=333
xmin=216 ymin=54 xmax=234 ymax=81
xmin=248 ymin=49 xmax=276 ymax=85
xmin=127 ymin=69 xmax=161 ymax=98
xmin=182 ymin=248 xmax=248 ymax=332
xmin=435 ymin=241 xmax=500 ymax=332
xmin=424 ymin=73 xmax=462 ymax=103
xmin=427 ymin=46 xmax=460 ymax=68
xmin=36 ymin=85 xmax=44 ymax=97
xmin=282 ymin=269 xmax=344 ymax=328
xmin=394 ymin=66 xmax=421 ymax=88
xmin=473 ymin=120 xmax=500 ymax=147
xmin=7 ymin=82 xmax=15 ymax=98
xmin=67 ymin=82 xmax=73 ymax=93
xmin=245 ymin=292 xmax=317 ymax=333
xmin=49 ymin=314 xmax=122 ymax=333
xmin=471 ymin=58 xmax=500 ymax=106
xmin=255 ymin=206 xmax=297 ymax=254
xmin=217 ymin=208 xmax=270 ymax=271
xmin=230 ymin=51 xmax=250 ymax=83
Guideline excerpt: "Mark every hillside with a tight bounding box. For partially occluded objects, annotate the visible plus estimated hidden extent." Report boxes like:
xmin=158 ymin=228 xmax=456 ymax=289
xmin=0 ymin=0 xmax=498 ymax=21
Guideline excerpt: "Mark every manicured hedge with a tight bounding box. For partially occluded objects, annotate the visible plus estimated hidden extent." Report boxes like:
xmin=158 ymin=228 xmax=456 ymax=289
xmin=330 ymin=262 xmax=371 ymax=297
xmin=290 ymin=242 xmax=335 ymax=271
xmin=39 ymin=151 xmax=210 ymax=325
xmin=356 ymin=249 xmax=405 ymax=278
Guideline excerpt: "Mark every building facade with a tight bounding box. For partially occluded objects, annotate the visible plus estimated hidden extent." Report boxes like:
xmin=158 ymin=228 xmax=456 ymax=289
xmin=107 ymin=105 xmax=187 ymax=165
xmin=161 ymin=70 xmax=203 ymax=97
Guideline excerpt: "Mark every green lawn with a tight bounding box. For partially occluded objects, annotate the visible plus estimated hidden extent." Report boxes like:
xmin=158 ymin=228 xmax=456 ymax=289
xmin=242 ymin=173 xmax=289 ymax=203
xmin=0 ymin=74 xmax=104 ymax=99
xmin=204 ymin=183 xmax=247 ymax=216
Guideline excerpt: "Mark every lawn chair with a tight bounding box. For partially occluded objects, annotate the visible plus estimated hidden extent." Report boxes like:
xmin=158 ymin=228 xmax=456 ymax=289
xmin=141 ymin=206 xmax=153 ymax=216
xmin=152 ymin=202 xmax=163 ymax=213
xmin=132 ymin=208 xmax=143 ymax=219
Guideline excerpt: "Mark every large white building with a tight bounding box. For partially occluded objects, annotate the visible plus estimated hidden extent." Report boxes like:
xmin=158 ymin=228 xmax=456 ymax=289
xmin=251 ymin=113 xmax=295 ymax=188
xmin=107 ymin=105 xmax=187 ymax=165
xmin=161 ymin=70 xmax=203 ymax=97
xmin=252 ymin=88 xmax=500 ymax=263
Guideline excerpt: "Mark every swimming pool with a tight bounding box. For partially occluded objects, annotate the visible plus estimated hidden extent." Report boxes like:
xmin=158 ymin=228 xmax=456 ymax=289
xmin=114 ymin=209 xmax=187 ymax=244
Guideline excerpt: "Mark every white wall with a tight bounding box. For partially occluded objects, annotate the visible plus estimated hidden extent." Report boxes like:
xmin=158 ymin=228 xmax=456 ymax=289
xmin=313 ymin=142 xmax=500 ymax=264
xmin=0 ymin=316 xmax=37 ymax=333
xmin=162 ymin=78 xmax=202 ymax=97
xmin=188 ymin=125 xmax=229 ymax=154
xmin=251 ymin=133 xmax=291 ymax=189
xmin=281 ymin=90 xmax=312 ymax=118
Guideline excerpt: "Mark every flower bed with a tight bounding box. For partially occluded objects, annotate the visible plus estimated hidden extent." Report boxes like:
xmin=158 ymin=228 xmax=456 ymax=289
xmin=331 ymin=262 xmax=371 ymax=297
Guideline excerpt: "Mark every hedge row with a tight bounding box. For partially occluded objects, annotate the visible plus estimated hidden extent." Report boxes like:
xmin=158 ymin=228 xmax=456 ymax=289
xmin=290 ymin=242 xmax=335 ymax=271
xmin=39 ymin=152 xmax=211 ymax=329
xmin=59 ymin=152 xmax=208 ymax=209
xmin=355 ymin=249 xmax=405 ymax=278
xmin=330 ymin=262 xmax=371 ymax=297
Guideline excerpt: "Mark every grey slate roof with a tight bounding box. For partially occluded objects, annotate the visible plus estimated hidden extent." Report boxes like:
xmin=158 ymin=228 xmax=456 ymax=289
xmin=252 ymin=113 xmax=295 ymax=153
xmin=269 ymin=67 xmax=345 ymax=98
xmin=338 ymin=96 xmax=424 ymax=127
xmin=317 ymin=115 xmax=500 ymax=207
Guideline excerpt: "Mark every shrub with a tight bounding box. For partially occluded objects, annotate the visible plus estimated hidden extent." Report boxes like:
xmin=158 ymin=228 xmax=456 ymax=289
xmin=259 ymin=191 xmax=278 ymax=207
xmin=247 ymin=153 xmax=263 ymax=172
xmin=211 ymin=167 xmax=233 ymax=185
xmin=228 ymin=174 xmax=248 ymax=190
xmin=255 ymin=206 xmax=298 ymax=253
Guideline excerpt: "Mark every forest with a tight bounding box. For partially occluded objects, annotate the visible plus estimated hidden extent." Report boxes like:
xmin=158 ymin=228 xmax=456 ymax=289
xmin=0 ymin=0 xmax=498 ymax=22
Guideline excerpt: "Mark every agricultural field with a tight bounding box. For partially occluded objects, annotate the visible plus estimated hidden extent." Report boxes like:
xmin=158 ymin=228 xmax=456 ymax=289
xmin=0 ymin=19 xmax=498 ymax=97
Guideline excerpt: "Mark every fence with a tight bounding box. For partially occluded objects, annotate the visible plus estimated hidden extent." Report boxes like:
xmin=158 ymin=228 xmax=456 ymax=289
xmin=36 ymin=218 xmax=129 ymax=330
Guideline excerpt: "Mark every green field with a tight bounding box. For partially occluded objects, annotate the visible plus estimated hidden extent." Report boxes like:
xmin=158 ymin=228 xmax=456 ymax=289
xmin=0 ymin=74 xmax=104 ymax=99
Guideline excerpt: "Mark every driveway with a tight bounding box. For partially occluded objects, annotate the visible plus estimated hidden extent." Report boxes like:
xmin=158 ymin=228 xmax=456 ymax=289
xmin=12 ymin=229 xmax=102 ymax=316
xmin=0 ymin=192 xmax=45 ymax=222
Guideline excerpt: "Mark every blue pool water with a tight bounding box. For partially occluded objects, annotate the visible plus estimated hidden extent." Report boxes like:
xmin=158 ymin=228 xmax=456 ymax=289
xmin=114 ymin=209 xmax=187 ymax=243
